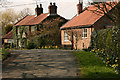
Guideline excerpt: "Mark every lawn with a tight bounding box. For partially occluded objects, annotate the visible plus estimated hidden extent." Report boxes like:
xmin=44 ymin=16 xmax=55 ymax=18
xmin=73 ymin=51 xmax=119 ymax=79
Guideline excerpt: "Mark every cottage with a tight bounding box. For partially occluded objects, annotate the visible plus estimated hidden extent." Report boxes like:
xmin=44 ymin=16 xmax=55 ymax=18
xmin=14 ymin=3 xmax=67 ymax=48
xmin=60 ymin=1 xmax=117 ymax=50
xmin=2 ymin=30 xmax=14 ymax=48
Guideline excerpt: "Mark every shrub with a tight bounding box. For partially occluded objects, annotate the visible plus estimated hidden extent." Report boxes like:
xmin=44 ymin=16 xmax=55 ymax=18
xmin=26 ymin=42 xmax=36 ymax=49
xmin=1 ymin=49 xmax=10 ymax=61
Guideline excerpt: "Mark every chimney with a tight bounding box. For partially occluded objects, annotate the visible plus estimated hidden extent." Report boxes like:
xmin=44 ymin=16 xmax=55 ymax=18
xmin=35 ymin=4 xmax=43 ymax=16
xmin=77 ymin=0 xmax=83 ymax=15
xmin=48 ymin=2 xmax=57 ymax=15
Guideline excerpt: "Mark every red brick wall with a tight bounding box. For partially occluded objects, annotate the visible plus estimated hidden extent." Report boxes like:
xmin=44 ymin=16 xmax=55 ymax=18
xmin=61 ymin=28 xmax=94 ymax=49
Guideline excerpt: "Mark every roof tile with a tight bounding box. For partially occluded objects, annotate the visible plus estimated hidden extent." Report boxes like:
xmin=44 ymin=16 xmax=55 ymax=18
xmin=61 ymin=2 xmax=117 ymax=29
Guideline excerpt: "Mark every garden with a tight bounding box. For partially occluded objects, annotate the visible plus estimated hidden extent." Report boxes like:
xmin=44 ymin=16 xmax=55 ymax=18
xmin=0 ymin=48 xmax=11 ymax=61
xmin=73 ymin=51 xmax=119 ymax=78
xmin=73 ymin=26 xmax=120 ymax=78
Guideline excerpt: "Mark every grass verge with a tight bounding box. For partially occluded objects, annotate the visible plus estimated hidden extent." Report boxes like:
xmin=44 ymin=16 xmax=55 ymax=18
xmin=0 ymin=49 xmax=10 ymax=61
xmin=73 ymin=51 xmax=119 ymax=79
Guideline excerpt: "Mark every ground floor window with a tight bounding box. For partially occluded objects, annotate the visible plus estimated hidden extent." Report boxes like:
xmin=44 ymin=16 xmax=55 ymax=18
xmin=82 ymin=28 xmax=87 ymax=38
xmin=64 ymin=31 xmax=69 ymax=42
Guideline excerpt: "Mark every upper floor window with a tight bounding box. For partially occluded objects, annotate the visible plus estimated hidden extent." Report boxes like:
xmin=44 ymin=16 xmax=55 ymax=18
xmin=64 ymin=31 xmax=69 ymax=42
xmin=31 ymin=26 xmax=35 ymax=32
xmin=82 ymin=28 xmax=87 ymax=38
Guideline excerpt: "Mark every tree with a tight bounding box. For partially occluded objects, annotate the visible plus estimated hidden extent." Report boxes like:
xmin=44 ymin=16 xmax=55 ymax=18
xmin=18 ymin=8 xmax=33 ymax=20
xmin=92 ymin=1 xmax=120 ymax=75
xmin=1 ymin=9 xmax=18 ymax=35
xmin=92 ymin=1 xmax=120 ymax=26
xmin=0 ymin=8 xmax=32 ymax=35
xmin=5 ymin=24 xmax=13 ymax=34
xmin=66 ymin=29 xmax=82 ymax=50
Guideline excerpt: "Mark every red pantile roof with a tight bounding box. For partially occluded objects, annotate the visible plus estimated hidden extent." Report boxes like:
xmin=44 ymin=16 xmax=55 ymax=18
xmin=15 ymin=16 xmax=35 ymax=26
xmin=15 ymin=13 xmax=49 ymax=26
xmin=27 ymin=13 xmax=48 ymax=25
xmin=61 ymin=2 xmax=117 ymax=29
xmin=2 ymin=30 xmax=13 ymax=39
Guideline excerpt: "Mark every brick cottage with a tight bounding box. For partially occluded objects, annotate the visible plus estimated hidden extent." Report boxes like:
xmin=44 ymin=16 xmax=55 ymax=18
xmin=60 ymin=1 xmax=117 ymax=50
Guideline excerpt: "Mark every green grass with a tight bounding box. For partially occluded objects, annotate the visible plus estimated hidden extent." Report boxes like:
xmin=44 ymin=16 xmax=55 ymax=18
xmin=73 ymin=51 xmax=119 ymax=79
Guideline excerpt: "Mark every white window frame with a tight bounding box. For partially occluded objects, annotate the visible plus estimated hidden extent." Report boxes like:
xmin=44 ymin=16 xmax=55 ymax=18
xmin=82 ymin=28 xmax=87 ymax=39
xmin=31 ymin=26 xmax=35 ymax=32
xmin=64 ymin=31 xmax=69 ymax=42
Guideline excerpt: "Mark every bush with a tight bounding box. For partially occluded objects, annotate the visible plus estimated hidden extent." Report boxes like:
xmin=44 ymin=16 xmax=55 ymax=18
xmin=26 ymin=42 xmax=36 ymax=49
xmin=1 ymin=49 xmax=10 ymax=61
xmin=91 ymin=26 xmax=120 ymax=74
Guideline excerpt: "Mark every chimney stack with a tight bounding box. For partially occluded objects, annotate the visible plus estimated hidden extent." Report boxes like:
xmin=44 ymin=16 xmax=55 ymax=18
xmin=48 ymin=2 xmax=57 ymax=15
xmin=77 ymin=0 xmax=83 ymax=15
xmin=35 ymin=4 xmax=43 ymax=16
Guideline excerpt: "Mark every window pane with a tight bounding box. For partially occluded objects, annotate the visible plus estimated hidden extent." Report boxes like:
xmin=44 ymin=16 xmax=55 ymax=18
xmin=85 ymin=34 xmax=87 ymax=37
xmin=85 ymin=29 xmax=87 ymax=32
xmin=64 ymin=32 xmax=69 ymax=41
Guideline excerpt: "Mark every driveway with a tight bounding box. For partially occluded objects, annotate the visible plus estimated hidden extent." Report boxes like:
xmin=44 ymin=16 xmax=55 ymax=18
xmin=2 ymin=49 xmax=79 ymax=78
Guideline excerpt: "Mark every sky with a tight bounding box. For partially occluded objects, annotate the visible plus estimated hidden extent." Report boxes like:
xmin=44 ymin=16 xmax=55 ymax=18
xmin=0 ymin=0 xmax=119 ymax=19
xmin=0 ymin=0 xmax=102 ymax=19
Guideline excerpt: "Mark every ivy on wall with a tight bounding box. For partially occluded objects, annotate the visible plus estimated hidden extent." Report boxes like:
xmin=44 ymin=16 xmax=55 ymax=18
xmin=13 ymin=25 xmax=37 ymax=48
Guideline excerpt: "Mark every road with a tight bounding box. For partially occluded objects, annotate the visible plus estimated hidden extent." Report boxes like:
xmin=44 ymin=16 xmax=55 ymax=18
xmin=2 ymin=49 xmax=79 ymax=78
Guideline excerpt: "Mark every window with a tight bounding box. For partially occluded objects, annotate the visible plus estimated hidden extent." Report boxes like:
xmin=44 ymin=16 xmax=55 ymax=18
xmin=82 ymin=28 xmax=87 ymax=38
xmin=64 ymin=31 xmax=69 ymax=42
xmin=31 ymin=26 xmax=35 ymax=32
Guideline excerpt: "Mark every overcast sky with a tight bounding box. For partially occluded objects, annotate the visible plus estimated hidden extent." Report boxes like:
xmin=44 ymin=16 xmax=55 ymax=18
xmin=1 ymin=0 xmax=93 ymax=19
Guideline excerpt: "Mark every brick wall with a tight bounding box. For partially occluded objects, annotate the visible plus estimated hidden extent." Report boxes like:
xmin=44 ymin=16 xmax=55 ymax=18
xmin=61 ymin=27 xmax=94 ymax=49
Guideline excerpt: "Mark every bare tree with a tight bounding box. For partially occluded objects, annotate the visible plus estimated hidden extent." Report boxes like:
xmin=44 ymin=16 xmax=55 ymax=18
xmin=91 ymin=1 xmax=120 ymax=26
xmin=92 ymin=0 xmax=120 ymax=75
xmin=66 ymin=29 xmax=82 ymax=50
xmin=18 ymin=8 xmax=33 ymax=20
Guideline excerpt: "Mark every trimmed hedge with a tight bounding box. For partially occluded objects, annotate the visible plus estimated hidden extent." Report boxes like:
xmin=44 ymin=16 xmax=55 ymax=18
xmin=91 ymin=26 xmax=120 ymax=57
xmin=91 ymin=26 xmax=120 ymax=74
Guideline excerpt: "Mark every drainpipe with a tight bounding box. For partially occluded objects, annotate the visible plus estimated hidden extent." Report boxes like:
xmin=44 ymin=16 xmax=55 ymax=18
xmin=71 ymin=32 xmax=74 ymax=50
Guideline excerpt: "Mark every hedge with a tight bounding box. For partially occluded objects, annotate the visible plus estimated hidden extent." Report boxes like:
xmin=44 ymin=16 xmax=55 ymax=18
xmin=91 ymin=26 xmax=120 ymax=74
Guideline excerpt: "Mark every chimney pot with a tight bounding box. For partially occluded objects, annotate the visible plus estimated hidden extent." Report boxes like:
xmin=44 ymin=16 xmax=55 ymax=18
xmin=53 ymin=2 xmax=56 ymax=5
xmin=37 ymin=5 xmax=39 ymax=8
xmin=48 ymin=2 xmax=57 ymax=15
xmin=35 ymin=4 xmax=43 ymax=16
xmin=50 ymin=2 xmax=52 ymax=5
xmin=40 ymin=4 xmax=42 ymax=8
xmin=77 ymin=1 xmax=83 ymax=15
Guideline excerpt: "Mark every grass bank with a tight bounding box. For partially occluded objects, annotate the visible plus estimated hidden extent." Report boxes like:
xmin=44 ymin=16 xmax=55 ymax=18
xmin=73 ymin=51 xmax=119 ymax=79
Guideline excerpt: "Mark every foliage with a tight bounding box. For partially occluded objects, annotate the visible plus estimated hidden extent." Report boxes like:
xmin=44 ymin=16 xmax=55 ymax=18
xmin=5 ymin=24 xmax=13 ymax=34
xmin=27 ymin=15 xmax=67 ymax=48
xmin=91 ymin=48 xmax=119 ymax=74
xmin=73 ymin=51 xmax=119 ymax=78
xmin=37 ymin=45 xmax=59 ymax=49
xmin=26 ymin=42 xmax=36 ymax=49
xmin=66 ymin=29 xmax=82 ymax=50
xmin=0 ymin=48 xmax=10 ymax=61
xmin=1 ymin=8 xmax=32 ymax=36
xmin=93 ymin=2 xmax=120 ymax=26
xmin=91 ymin=26 xmax=120 ymax=75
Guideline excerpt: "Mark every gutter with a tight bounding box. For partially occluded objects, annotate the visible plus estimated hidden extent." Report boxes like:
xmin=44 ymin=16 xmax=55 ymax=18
xmin=61 ymin=25 xmax=92 ymax=30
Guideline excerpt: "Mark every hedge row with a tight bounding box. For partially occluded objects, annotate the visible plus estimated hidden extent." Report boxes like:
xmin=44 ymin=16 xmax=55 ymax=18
xmin=91 ymin=26 xmax=120 ymax=74
xmin=91 ymin=26 xmax=120 ymax=57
